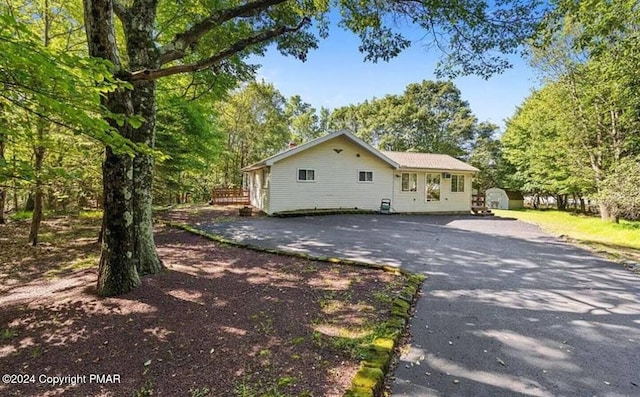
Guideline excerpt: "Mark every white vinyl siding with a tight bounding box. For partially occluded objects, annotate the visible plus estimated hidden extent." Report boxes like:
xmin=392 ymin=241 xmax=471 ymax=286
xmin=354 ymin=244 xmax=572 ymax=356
xmin=268 ymin=135 xmax=393 ymax=213
xmin=247 ymin=169 xmax=270 ymax=213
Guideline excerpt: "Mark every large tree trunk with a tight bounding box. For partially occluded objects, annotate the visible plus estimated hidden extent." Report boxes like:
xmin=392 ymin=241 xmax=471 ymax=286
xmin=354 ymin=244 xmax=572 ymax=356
xmin=556 ymin=194 xmax=567 ymax=211
xmin=84 ymin=0 xmax=139 ymax=296
xmin=126 ymin=1 xmax=163 ymax=276
xmin=598 ymin=202 xmax=619 ymax=223
xmin=98 ymin=147 xmax=140 ymax=295
xmin=84 ymin=0 xmax=162 ymax=295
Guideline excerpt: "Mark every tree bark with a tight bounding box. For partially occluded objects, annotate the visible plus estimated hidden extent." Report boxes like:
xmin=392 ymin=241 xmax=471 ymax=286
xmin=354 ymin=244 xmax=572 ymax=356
xmin=83 ymin=0 xmax=306 ymax=295
xmin=0 ymin=189 xmax=5 ymax=224
xmin=28 ymin=143 xmax=45 ymax=245
xmin=556 ymin=194 xmax=567 ymax=211
xmin=0 ymin=127 xmax=5 ymax=225
xmin=84 ymin=0 xmax=140 ymax=296
xmin=599 ymin=202 xmax=619 ymax=223
xmin=125 ymin=0 xmax=163 ymax=276
xmin=97 ymin=147 xmax=140 ymax=295
xmin=84 ymin=0 xmax=164 ymax=295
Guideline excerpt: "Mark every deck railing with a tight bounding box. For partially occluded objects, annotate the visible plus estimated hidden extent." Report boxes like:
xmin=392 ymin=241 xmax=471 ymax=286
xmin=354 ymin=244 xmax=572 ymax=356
xmin=471 ymin=194 xmax=485 ymax=208
xmin=210 ymin=188 xmax=250 ymax=205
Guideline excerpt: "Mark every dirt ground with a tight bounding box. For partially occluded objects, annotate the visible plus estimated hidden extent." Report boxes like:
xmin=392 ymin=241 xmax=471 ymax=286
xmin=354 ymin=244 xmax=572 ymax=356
xmin=0 ymin=206 xmax=405 ymax=396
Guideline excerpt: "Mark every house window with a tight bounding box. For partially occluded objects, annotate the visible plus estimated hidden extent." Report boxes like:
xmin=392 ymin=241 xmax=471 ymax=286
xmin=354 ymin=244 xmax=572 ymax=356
xmin=451 ymin=174 xmax=465 ymax=192
xmin=297 ymin=168 xmax=315 ymax=182
xmin=358 ymin=170 xmax=374 ymax=183
xmin=425 ymin=173 xmax=440 ymax=202
xmin=401 ymin=173 xmax=418 ymax=192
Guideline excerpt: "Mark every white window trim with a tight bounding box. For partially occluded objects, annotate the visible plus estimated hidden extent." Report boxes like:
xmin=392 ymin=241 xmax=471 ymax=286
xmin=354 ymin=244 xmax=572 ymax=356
xmin=451 ymin=174 xmax=465 ymax=193
xmin=401 ymin=172 xmax=418 ymax=192
xmin=297 ymin=168 xmax=316 ymax=182
xmin=357 ymin=170 xmax=374 ymax=183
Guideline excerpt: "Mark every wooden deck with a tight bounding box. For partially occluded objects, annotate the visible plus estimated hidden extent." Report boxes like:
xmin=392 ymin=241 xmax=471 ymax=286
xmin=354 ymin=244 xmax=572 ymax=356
xmin=210 ymin=188 xmax=250 ymax=205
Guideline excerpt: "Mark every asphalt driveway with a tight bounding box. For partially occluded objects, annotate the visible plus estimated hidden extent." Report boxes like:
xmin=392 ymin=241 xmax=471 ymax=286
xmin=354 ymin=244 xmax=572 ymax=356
xmin=198 ymin=214 xmax=640 ymax=396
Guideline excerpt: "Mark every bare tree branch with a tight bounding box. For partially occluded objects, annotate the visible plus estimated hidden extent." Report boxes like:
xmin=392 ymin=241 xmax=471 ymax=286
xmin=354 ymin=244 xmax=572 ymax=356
xmin=158 ymin=0 xmax=288 ymax=65
xmin=132 ymin=18 xmax=309 ymax=82
xmin=113 ymin=1 xmax=129 ymax=24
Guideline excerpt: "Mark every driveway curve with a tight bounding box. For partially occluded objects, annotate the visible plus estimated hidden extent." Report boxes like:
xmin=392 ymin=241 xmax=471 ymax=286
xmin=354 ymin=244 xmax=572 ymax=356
xmin=198 ymin=214 xmax=640 ymax=396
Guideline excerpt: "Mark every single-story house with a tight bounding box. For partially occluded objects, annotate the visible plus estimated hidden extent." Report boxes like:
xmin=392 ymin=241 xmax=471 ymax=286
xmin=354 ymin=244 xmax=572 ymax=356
xmin=241 ymin=131 xmax=479 ymax=215
xmin=485 ymin=187 xmax=525 ymax=209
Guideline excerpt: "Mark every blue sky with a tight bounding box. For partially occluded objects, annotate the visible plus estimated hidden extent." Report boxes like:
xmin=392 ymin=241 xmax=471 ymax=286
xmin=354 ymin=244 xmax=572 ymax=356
xmin=254 ymin=21 xmax=541 ymax=131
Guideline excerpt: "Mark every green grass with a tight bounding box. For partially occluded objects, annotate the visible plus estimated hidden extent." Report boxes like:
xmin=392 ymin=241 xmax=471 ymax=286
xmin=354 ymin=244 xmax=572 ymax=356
xmin=44 ymin=254 xmax=100 ymax=278
xmin=494 ymin=209 xmax=640 ymax=260
xmin=9 ymin=211 xmax=33 ymax=221
xmin=79 ymin=210 xmax=103 ymax=219
xmin=1 ymin=328 xmax=18 ymax=340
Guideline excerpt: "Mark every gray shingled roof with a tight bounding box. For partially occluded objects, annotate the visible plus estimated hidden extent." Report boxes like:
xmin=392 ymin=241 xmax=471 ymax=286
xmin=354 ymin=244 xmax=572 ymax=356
xmin=380 ymin=151 xmax=479 ymax=172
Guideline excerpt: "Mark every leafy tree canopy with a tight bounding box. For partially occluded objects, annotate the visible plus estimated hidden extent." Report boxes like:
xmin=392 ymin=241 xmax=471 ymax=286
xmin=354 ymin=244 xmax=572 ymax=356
xmin=330 ymin=80 xmax=479 ymax=157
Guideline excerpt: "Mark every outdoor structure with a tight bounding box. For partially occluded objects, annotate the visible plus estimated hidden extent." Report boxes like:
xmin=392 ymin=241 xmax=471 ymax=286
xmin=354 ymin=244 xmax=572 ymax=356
xmin=485 ymin=187 xmax=525 ymax=210
xmin=241 ymin=131 xmax=479 ymax=215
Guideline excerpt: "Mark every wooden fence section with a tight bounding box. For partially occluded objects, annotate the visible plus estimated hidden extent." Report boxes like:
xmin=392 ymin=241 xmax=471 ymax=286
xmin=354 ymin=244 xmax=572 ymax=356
xmin=211 ymin=188 xmax=250 ymax=205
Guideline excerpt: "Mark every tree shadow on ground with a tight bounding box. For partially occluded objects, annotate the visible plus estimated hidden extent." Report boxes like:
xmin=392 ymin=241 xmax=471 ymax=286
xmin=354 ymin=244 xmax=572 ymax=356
xmin=195 ymin=214 xmax=640 ymax=397
xmin=0 ymin=226 xmax=403 ymax=397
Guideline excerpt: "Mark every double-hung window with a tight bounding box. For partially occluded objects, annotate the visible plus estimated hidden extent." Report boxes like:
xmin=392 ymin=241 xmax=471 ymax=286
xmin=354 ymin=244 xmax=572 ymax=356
xmin=358 ymin=171 xmax=374 ymax=183
xmin=401 ymin=173 xmax=418 ymax=192
xmin=451 ymin=174 xmax=465 ymax=192
xmin=297 ymin=169 xmax=315 ymax=182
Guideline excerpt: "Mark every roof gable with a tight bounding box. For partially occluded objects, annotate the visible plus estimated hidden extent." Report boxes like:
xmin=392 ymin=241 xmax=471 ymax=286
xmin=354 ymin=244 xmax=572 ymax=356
xmin=241 ymin=131 xmax=399 ymax=171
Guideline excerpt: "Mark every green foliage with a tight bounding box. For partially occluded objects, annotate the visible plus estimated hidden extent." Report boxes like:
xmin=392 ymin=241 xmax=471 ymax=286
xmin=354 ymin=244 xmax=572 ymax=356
xmin=502 ymin=84 xmax=594 ymax=198
xmin=285 ymin=95 xmax=322 ymax=143
xmin=330 ymin=80 xmax=480 ymax=157
xmin=215 ymin=81 xmax=289 ymax=187
xmin=0 ymin=11 xmax=136 ymax=153
xmin=597 ymin=158 xmax=640 ymax=220
xmin=1 ymin=328 xmax=18 ymax=340
xmin=189 ymin=386 xmax=211 ymax=397
xmin=467 ymin=122 xmax=504 ymax=192
xmin=9 ymin=211 xmax=33 ymax=221
xmin=336 ymin=0 xmax=548 ymax=78
xmin=507 ymin=0 xmax=640 ymax=218
xmin=155 ymin=93 xmax=224 ymax=203
xmin=79 ymin=210 xmax=104 ymax=219
xmin=233 ymin=378 xmax=291 ymax=397
xmin=0 ymin=2 xmax=131 ymax=218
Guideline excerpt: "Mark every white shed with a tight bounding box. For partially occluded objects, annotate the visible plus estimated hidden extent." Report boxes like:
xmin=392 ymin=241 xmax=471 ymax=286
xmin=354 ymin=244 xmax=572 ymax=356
xmin=485 ymin=188 xmax=525 ymax=210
